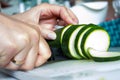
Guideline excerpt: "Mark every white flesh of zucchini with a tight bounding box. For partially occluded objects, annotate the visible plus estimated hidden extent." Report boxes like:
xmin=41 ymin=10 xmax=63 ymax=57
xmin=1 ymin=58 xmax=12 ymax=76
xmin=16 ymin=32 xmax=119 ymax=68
xmin=89 ymin=48 xmax=120 ymax=57
xmin=69 ymin=26 xmax=83 ymax=59
xmin=85 ymin=30 xmax=110 ymax=52
xmin=88 ymin=48 xmax=120 ymax=62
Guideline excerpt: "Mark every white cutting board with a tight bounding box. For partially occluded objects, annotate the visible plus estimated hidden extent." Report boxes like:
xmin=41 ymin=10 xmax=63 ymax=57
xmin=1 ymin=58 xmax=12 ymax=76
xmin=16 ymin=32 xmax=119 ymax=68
xmin=1 ymin=59 xmax=120 ymax=80
xmin=0 ymin=47 xmax=120 ymax=80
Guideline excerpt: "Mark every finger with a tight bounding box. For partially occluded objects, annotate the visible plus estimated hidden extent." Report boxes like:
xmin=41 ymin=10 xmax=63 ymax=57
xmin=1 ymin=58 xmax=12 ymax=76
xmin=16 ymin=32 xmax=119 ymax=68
xmin=39 ymin=24 xmax=55 ymax=31
xmin=5 ymin=61 xmax=21 ymax=70
xmin=57 ymin=19 xmax=67 ymax=26
xmin=20 ymin=46 xmax=38 ymax=70
xmin=35 ymin=54 xmax=48 ymax=67
xmin=50 ymin=5 xmax=77 ymax=24
xmin=5 ymin=47 xmax=30 ymax=70
xmin=40 ymin=28 xmax=56 ymax=40
xmin=67 ymin=8 xmax=79 ymax=24
xmin=0 ymin=54 xmax=10 ymax=67
xmin=8 ymin=47 xmax=31 ymax=70
xmin=35 ymin=35 xmax=51 ymax=67
xmin=13 ymin=46 xmax=30 ymax=64
xmin=0 ymin=52 xmax=16 ymax=67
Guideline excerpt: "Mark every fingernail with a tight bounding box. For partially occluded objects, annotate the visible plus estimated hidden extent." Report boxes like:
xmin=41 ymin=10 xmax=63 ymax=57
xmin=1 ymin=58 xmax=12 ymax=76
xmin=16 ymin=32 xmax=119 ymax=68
xmin=48 ymin=33 xmax=56 ymax=40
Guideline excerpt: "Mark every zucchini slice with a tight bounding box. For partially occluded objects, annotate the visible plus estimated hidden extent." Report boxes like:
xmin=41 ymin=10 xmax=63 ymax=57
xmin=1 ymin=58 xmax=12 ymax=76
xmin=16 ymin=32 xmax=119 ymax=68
xmin=81 ymin=26 xmax=110 ymax=59
xmin=61 ymin=25 xmax=83 ymax=59
xmin=60 ymin=25 xmax=72 ymax=44
xmin=75 ymin=25 xmax=92 ymax=59
xmin=88 ymin=48 xmax=120 ymax=62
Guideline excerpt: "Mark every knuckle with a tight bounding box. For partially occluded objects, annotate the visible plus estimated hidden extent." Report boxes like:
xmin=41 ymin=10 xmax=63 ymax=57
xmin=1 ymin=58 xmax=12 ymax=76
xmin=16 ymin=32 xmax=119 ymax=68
xmin=20 ymin=34 xmax=29 ymax=41
xmin=19 ymin=33 xmax=30 ymax=46
xmin=30 ymin=29 xmax=39 ymax=43
xmin=6 ymin=42 xmax=18 ymax=53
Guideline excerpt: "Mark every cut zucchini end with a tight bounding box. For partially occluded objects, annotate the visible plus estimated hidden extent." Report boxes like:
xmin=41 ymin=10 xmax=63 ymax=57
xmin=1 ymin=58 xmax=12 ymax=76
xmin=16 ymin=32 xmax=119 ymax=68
xmin=83 ymin=28 xmax=110 ymax=58
xmin=88 ymin=48 xmax=120 ymax=62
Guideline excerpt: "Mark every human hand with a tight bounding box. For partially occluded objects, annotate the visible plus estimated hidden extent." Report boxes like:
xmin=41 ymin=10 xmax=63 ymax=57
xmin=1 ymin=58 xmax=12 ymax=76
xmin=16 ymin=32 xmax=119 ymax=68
xmin=10 ymin=3 xmax=78 ymax=70
xmin=13 ymin=3 xmax=78 ymax=40
xmin=0 ymin=13 xmax=51 ymax=70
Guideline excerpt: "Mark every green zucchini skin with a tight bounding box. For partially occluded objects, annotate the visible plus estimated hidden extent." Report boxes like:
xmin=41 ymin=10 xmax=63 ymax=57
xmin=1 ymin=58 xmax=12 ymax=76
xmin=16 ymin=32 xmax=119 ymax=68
xmin=92 ymin=56 xmax=120 ymax=62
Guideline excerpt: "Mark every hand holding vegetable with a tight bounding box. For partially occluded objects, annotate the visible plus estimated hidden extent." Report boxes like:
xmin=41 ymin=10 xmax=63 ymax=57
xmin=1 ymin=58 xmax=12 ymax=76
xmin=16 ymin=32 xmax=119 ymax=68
xmin=0 ymin=3 xmax=78 ymax=70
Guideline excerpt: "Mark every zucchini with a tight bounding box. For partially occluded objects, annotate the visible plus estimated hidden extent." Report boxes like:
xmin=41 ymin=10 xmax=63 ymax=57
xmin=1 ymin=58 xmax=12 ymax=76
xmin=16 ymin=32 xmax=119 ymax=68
xmin=87 ymin=48 xmax=120 ymax=62
xmin=47 ymin=24 xmax=120 ymax=62
xmin=61 ymin=25 xmax=85 ymax=59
